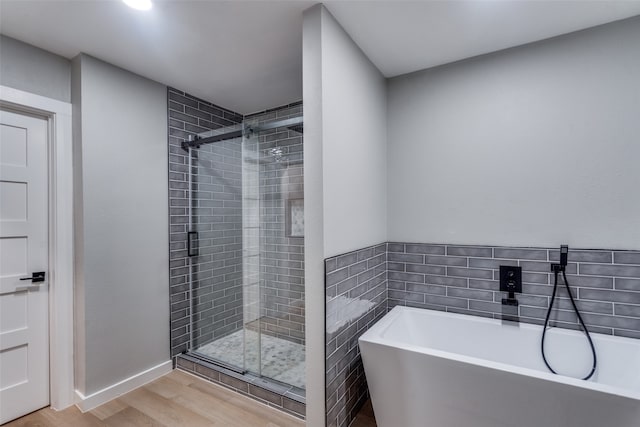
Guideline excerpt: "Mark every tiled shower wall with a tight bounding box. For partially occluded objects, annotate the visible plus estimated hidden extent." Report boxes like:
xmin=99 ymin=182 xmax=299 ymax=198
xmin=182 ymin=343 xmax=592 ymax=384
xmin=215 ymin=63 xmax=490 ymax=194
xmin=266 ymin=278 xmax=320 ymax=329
xmin=246 ymin=102 xmax=306 ymax=345
xmin=325 ymin=242 xmax=640 ymax=427
xmin=169 ymin=94 xmax=305 ymax=358
xmin=168 ymin=87 xmax=245 ymax=358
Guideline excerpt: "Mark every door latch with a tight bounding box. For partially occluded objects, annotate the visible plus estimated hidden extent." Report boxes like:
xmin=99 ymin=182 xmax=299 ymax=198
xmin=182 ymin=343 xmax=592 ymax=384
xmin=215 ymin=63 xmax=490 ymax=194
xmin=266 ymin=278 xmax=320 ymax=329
xmin=19 ymin=271 xmax=46 ymax=283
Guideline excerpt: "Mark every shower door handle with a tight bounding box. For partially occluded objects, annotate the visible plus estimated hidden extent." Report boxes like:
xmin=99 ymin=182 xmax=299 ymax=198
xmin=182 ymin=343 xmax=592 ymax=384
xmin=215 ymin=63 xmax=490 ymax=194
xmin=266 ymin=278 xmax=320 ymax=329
xmin=188 ymin=231 xmax=199 ymax=257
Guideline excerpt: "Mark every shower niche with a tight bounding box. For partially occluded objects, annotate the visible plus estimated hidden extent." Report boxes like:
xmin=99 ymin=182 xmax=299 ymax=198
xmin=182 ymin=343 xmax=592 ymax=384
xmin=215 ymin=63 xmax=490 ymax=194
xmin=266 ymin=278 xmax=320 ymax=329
xmin=171 ymin=95 xmax=306 ymax=403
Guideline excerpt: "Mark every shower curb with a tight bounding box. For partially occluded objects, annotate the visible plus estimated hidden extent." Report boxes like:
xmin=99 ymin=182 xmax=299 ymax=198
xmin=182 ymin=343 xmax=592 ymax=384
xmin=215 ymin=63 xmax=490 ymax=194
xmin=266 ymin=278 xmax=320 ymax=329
xmin=176 ymin=354 xmax=305 ymax=419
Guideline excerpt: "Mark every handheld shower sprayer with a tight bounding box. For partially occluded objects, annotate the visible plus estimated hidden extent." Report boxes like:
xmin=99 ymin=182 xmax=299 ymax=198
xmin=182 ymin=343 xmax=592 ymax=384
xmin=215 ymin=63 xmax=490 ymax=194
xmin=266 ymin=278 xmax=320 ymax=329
xmin=559 ymin=245 xmax=568 ymax=270
xmin=541 ymin=245 xmax=597 ymax=380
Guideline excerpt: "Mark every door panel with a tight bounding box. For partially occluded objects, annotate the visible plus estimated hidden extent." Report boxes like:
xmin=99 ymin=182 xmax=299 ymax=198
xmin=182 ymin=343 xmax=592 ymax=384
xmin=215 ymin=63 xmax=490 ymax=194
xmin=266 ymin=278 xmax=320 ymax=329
xmin=0 ymin=109 xmax=49 ymax=424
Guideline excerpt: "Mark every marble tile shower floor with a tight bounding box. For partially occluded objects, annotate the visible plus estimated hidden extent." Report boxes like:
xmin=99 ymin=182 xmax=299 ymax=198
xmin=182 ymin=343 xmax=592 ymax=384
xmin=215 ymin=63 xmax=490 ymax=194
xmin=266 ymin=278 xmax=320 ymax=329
xmin=196 ymin=329 xmax=305 ymax=389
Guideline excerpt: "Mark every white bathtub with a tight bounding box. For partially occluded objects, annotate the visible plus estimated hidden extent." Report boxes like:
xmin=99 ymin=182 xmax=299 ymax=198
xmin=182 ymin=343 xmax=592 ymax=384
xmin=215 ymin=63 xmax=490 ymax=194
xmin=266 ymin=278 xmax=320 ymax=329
xmin=359 ymin=306 xmax=640 ymax=427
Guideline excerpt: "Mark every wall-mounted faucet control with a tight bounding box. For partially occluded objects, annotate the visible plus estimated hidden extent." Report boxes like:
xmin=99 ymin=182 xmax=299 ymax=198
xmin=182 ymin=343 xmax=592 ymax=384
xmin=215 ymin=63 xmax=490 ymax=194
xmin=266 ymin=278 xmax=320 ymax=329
xmin=500 ymin=265 xmax=522 ymax=306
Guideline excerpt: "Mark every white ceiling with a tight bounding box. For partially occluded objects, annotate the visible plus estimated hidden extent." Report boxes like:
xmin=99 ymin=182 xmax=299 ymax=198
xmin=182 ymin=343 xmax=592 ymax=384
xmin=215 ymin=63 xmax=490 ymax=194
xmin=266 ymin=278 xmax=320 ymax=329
xmin=1 ymin=1 xmax=639 ymax=114
xmin=328 ymin=1 xmax=640 ymax=77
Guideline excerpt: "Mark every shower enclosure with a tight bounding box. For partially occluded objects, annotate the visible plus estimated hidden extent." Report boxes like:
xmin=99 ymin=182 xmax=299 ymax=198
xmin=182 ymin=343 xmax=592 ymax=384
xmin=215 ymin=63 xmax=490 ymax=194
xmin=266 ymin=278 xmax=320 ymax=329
xmin=182 ymin=107 xmax=305 ymax=391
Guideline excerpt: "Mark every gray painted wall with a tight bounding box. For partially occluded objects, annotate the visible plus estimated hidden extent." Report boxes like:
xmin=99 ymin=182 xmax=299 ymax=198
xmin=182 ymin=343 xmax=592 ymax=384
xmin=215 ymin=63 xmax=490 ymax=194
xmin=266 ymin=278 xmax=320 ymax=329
xmin=72 ymin=54 xmax=169 ymax=395
xmin=302 ymin=6 xmax=326 ymax=426
xmin=303 ymin=4 xmax=388 ymax=425
xmin=387 ymin=16 xmax=640 ymax=250
xmin=0 ymin=35 xmax=71 ymax=102
xmin=320 ymin=7 xmax=387 ymax=258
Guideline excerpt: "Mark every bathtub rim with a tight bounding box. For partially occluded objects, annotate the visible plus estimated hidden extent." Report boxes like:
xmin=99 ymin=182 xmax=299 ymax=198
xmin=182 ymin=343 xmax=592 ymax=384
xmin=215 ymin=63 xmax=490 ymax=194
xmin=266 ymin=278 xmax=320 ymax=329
xmin=359 ymin=306 xmax=640 ymax=402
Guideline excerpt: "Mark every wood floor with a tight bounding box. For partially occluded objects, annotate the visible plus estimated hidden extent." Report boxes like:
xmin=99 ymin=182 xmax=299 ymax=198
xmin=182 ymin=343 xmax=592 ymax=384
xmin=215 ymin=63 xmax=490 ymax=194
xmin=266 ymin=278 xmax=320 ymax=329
xmin=5 ymin=370 xmax=304 ymax=427
xmin=351 ymin=400 xmax=377 ymax=427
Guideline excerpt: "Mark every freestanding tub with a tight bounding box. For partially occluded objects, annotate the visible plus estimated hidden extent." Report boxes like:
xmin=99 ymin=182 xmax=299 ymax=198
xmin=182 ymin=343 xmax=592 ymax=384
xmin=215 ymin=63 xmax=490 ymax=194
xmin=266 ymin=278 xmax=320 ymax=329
xmin=359 ymin=306 xmax=640 ymax=427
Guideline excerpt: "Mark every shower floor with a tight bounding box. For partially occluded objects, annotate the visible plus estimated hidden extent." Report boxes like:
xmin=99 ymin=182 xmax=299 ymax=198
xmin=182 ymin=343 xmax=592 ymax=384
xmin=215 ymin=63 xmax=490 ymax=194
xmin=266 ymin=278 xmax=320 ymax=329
xmin=196 ymin=329 xmax=305 ymax=389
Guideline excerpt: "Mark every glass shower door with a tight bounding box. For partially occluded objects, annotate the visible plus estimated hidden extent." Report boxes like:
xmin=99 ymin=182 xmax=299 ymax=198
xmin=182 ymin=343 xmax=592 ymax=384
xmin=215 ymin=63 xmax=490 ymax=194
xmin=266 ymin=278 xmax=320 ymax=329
xmin=185 ymin=113 xmax=305 ymax=390
xmin=187 ymin=127 xmax=260 ymax=373
xmin=250 ymin=116 xmax=306 ymax=389
xmin=240 ymin=129 xmax=261 ymax=375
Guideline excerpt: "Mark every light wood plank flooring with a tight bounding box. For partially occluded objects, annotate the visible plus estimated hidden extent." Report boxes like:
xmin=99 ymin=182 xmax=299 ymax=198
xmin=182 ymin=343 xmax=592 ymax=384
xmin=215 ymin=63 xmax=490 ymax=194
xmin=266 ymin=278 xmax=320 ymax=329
xmin=6 ymin=370 xmax=304 ymax=427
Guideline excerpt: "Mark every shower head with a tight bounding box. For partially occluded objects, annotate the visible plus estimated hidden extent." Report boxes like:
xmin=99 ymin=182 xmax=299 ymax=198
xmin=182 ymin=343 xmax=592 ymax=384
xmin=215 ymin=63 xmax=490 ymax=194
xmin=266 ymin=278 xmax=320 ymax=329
xmin=269 ymin=147 xmax=284 ymax=162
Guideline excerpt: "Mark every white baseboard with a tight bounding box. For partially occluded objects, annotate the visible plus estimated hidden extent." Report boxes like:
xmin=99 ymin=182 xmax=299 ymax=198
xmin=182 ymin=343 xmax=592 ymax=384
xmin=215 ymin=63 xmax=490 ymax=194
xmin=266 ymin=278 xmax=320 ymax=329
xmin=75 ymin=360 xmax=172 ymax=412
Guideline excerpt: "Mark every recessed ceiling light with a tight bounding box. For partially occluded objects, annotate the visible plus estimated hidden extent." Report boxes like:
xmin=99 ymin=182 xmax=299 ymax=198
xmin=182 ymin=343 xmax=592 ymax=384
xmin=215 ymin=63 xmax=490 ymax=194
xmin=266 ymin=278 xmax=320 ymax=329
xmin=123 ymin=0 xmax=152 ymax=11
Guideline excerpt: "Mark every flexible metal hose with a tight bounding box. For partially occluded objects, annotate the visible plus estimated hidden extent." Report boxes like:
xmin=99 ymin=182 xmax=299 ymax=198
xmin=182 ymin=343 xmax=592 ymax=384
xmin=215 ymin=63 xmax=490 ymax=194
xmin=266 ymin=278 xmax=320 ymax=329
xmin=541 ymin=269 xmax=597 ymax=380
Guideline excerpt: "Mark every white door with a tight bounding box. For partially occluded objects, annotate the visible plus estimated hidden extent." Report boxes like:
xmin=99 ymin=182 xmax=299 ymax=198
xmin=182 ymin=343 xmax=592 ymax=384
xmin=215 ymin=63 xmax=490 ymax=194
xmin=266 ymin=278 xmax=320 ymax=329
xmin=0 ymin=108 xmax=49 ymax=424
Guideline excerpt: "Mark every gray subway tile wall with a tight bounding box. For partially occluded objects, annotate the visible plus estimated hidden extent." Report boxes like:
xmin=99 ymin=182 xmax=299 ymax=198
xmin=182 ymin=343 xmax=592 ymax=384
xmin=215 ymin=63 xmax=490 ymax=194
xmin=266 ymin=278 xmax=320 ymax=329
xmin=168 ymin=87 xmax=244 ymax=358
xmin=189 ymin=139 xmax=245 ymax=348
xmin=325 ymin=242 xmax=640 ymax=427
xmin=386 ymin=243 xmax=640 ymax=338
xmin=325 ymin=244 xmax=387 ymax=427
